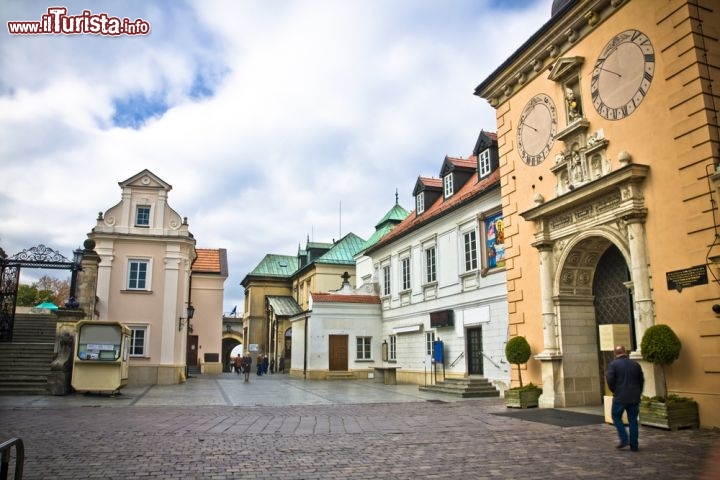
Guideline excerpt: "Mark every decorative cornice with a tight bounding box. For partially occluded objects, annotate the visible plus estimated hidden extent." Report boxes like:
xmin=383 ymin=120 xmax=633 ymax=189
xmin=475 ymin=0 xmax=627 ymax=107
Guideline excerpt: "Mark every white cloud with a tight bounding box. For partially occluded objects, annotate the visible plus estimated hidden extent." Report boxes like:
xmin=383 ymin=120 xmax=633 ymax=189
xmin=0 ymin=0 xmax=554 ymax=310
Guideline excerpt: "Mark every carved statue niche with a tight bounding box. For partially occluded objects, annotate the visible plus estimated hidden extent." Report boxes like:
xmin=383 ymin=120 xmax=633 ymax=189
xmin=564 ymin=83 xmax=583 ymax=123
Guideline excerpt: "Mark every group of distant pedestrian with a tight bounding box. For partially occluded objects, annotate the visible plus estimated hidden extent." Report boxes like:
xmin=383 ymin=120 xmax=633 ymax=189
xmin=231 ymin=353 xmax=286 ymax=382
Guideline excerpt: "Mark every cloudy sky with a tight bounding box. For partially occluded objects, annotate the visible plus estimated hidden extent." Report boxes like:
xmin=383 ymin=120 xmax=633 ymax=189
xmin=1 ymin=0 xmax=554 ymax=312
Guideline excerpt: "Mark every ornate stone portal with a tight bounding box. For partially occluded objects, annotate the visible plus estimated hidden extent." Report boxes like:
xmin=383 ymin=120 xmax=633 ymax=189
xmin=521 ymin=163 xmax=656 ymax=407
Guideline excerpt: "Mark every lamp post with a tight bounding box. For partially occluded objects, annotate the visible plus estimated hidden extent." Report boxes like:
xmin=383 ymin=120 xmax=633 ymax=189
xmin=64 ymin=247 xmax=83 ymax=309
xmin=178 ymin=304 xmax=195 ymax=331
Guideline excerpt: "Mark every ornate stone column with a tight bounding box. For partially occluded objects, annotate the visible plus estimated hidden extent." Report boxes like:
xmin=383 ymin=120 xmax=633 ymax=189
xmin=623 ymin=213 xmax=653 ymax=349
xmin=534 ymin=240 xmax=559 ymax=354
xmin=533 ymin=240 xmax=564 ymax=407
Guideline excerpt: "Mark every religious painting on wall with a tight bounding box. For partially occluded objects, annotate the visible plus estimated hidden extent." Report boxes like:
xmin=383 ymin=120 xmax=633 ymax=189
xmin=485 ymin=212 xmax=505 ymax=269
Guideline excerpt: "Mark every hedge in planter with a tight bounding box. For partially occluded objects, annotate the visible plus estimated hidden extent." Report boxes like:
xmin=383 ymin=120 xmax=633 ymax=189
xmin=504 ymin=336 xmax=541 ymax=408
xmin=639 ymin=324 xmax=698 ymax=430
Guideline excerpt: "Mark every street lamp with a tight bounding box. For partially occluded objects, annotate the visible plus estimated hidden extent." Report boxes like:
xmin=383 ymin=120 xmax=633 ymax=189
xmin=178 ymin=304 xmax=195 ymax=331
xmin=64 ymin=247 xmax=83 ymax=309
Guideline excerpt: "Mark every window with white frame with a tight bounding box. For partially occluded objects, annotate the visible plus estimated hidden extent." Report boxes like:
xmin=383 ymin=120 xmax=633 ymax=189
xmin=127 ymin=259 xmax=150 ymax=290
xmin=479 ymin=149 xmax=491 ymax=177
xmin=425 ymin=246 xmax=436 ymax=283
xmin=356 ymin=336 xmax=371 ymax=360
xmin=135 ymin=205 xmax=151 ymax=227
xmin=444 ymin=174 xmax=454 ymax=197
xmin=426 ymin=331 xmax=435 ymax=355
xmin=389 ymin=335 xmax=397 ymax=361
xmin=416 ymin=192 xmax=425 ymax=214
xmin=382 ymin=264 xmax=391 ymax=296
xmin=401 ymin=257 xmax=411 ymax=291
xmin=463 ymin=230 xmax=478 ymax=272
xmin=129 ymin=325 xmax=147 ymax=356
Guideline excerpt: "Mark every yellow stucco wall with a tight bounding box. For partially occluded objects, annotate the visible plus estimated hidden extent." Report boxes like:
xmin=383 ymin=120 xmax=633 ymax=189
xmin=479 ymin=0 xmax=720 ymax=427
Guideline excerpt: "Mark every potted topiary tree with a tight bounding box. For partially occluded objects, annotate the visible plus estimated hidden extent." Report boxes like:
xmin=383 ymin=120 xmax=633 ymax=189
xmin=504 ymin=336 xmax=542 ymax=408
xmin=639 ymin=324 xmax=698 ymax=430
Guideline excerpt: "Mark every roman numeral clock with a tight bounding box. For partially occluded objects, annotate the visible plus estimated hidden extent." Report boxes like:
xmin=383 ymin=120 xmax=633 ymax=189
xmin=591 ymin=29 xmax=655 ymax=120
xmin=517 ymin=93 xmax=558 ymax=166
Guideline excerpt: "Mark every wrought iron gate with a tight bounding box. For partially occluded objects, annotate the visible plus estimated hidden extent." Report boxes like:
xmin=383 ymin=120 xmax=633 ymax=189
xmin=0 ymin=244 xmax=82 ymax=342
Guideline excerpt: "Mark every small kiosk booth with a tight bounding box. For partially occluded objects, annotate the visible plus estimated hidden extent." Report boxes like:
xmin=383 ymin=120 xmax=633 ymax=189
xmin=71 ymin=320 xmax=131 ymax=393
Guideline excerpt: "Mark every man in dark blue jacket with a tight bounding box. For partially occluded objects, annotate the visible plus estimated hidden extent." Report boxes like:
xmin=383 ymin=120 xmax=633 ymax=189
xmin=606 ymin=345 xmax=644 ymax=451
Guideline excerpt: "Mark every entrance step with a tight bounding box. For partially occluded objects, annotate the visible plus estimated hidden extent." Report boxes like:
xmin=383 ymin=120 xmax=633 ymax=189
xmin=418 ymin=377 xmax=499 ymax=398
xmin=325 ymin=372 xmax=355 ymax=380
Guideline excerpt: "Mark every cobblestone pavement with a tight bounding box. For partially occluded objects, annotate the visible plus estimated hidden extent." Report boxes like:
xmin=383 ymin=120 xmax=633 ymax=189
xmin=1 ymin=374 xmax=719 ymax=479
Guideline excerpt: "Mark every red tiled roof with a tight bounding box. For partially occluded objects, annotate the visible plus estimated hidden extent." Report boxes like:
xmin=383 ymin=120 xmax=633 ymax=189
xmin=312 ymin=293 xmax=381 ymax=304
xmin=419 ymin=177 xmax=442 ymax=188
xmin=192 ymin=248 xmax=222 ymax=273
xmin=369 ymin=166 xmax=501 ymax=252
xmin=446 ymin=157 xmax=476 ymax=170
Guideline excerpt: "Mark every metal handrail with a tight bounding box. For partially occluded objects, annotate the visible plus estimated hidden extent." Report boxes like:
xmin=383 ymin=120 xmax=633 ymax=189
xmin=481 ymin=352 xmax=507 ymax=371
xmin=449 ymin=351 xmax=465 ymax=368
xmin=0 ymin=437 xmax=24 ymax=480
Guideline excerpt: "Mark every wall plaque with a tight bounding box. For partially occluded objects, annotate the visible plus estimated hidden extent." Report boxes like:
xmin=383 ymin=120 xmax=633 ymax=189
xmin=666 ymin=265 xmax=708 ymax=292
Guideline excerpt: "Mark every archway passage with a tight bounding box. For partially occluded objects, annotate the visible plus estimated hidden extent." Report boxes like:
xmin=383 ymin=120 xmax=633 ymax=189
xmin=0 ymin=245 xmax=82 ymax=342
xmin=222 ymin=337 xmax=241 ymax=373
xmin=593 ymin=244 xmax=634 ymax=398
xmin=554 ymin=236 xmax=634 ymax=406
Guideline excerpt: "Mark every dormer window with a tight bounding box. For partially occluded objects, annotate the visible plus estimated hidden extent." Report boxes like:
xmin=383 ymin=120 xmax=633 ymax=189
xmin=479 ymin=149 xmax=491 ymax=178
xmin=135 ymin=205 xmax=150 ymax=227
xmin=443 ymin=174 xmax=454 ymax=198
xmin=416 ymin=192 xmax=425 ymax=214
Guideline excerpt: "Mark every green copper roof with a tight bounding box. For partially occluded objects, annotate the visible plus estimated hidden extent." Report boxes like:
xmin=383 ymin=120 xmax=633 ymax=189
xmin=359 ymin=200 xmax=409 ymax=253
xmin=376 ymin=202 xmax=409 ymax=228
xmin=248 ymin=254 xmax=298 ymax=277
xmin=315 ymin=232 xmax=366 ymax=265
xmin=267 ymin=296 xmax=302 ymax=316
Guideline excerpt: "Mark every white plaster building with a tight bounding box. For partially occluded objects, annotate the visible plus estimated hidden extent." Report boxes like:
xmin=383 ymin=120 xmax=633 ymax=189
xmin=360 ymin=131 xmax=511 ymax=390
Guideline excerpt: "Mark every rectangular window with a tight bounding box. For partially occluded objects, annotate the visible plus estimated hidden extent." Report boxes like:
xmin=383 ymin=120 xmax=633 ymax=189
xmin=389 ymin=335 xmax=396 ymax=361
xmin=382 ymin=265 xmax=391 ymax=296
xmin=130 ymin=326 xmax=147 ymax=356
xmin=135 ymin=205 xmax=150 ymax=227
xmin=444 ymin=174 xmax=454 ymax=197
xmin=479 ymin=149 xmax=491 ymax=177
xmin=356 ymin=337 xmax=371 ymax=360
xmin=401 ymin=257 xmax=411 ymax=291
xmin=485 ymin=212 xmax=506 ymax=269
xmin=426 ymin=331 xmax=435 ymax=355
xmin=128 ymin=260 xmax=149 ymax=290
xmin=425 ymin=247 xmax=436 ymax=283
xmin=416 ymin=192 xmax=425 ymax=214
xmin=463 ymin=230 xmax=478 ymax=272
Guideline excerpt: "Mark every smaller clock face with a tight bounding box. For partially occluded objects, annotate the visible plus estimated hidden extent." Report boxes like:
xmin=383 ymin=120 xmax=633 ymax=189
xmin=517 ymin=93 xmax=557 ymax=166
xmin=591 ymin=29 xmax=655 ymax=120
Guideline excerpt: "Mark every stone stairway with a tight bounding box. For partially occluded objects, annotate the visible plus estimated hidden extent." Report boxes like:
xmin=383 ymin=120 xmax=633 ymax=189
xmin=0 ymin=342 xmax=54 ymax=394
xmin=418 ymin=377 xmax=499 ymax=398
xmin=0 ymin=314 xmax=58 ymax=395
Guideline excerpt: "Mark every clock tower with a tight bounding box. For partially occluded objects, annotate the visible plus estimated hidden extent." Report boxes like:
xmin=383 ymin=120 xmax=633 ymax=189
xmin=475 ymin=0 xmax=720 ymax=428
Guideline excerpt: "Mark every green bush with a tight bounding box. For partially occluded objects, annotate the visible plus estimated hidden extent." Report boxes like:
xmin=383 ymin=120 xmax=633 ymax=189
xmin=505 ymin=336 xmax=532 ymax=388
xmin=641 ymin=324 xmax=682 ymax=400
xmin=641 ymin=324 xmax=681 ymax=366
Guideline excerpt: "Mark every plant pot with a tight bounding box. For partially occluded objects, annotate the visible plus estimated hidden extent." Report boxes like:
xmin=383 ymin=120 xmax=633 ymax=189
xmin=639 ymin=399 xmax=699 ymax=430
xmin=504 ymin=387 xmax=542 ymax=409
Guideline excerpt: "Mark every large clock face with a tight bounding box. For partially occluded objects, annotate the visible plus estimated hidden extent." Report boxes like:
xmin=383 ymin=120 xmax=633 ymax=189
xmin=517 ymin=93 xmax=557 ymax=166
xmin=591 ymin=29 xmax=655 ymax=120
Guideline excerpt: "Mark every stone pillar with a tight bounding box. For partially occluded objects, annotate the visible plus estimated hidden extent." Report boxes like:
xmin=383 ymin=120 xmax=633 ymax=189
xmin=624 ymin=213 xmax=653 ymax=350
xmin=77 ymin=239 xmax=101 ymax=320
xmin=533 ymin=240 xmax=564 ymax=407
xmin=534 ymin=241 xmax=559 ymax=354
